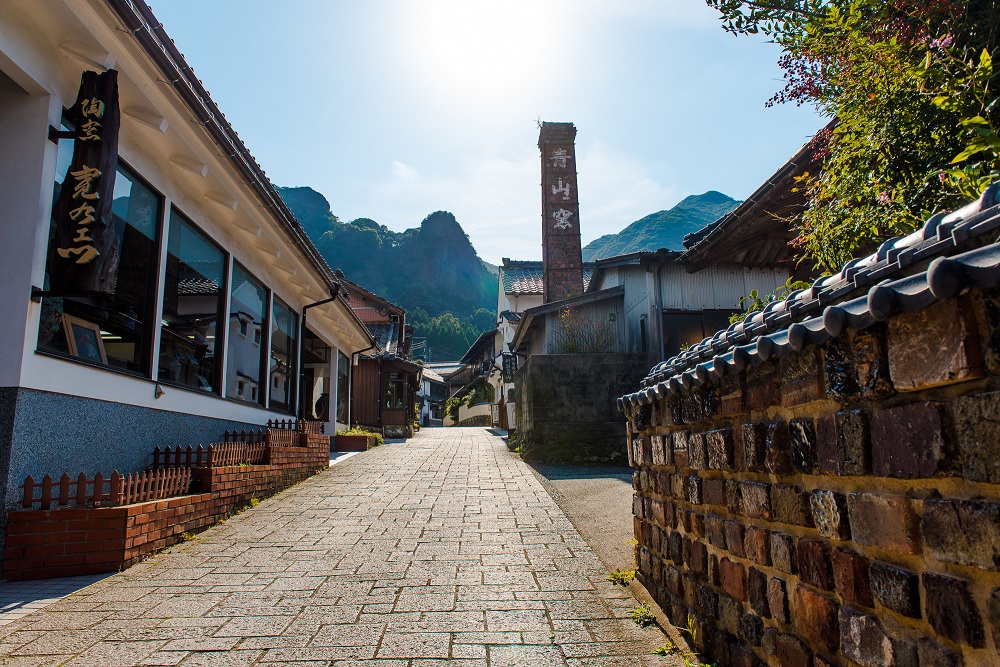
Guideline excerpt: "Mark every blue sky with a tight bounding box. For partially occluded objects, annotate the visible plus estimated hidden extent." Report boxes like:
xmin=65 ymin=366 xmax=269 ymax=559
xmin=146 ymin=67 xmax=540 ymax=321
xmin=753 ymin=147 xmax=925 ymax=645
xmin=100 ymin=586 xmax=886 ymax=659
xmin=152 ymin=1 xmax=823 ymax=264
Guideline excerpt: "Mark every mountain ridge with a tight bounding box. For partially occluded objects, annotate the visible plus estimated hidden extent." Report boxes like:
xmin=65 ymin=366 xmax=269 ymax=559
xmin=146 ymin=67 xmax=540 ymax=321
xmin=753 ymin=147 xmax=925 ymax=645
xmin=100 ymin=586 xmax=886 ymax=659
xmin=582 ymin=191 xmax=739 ymax=261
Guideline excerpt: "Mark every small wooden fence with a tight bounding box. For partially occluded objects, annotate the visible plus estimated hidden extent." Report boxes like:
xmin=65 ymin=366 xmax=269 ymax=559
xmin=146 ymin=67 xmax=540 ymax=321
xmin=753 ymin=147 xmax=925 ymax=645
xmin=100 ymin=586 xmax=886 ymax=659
xmin=21 ymin=468 xmax=192 ymax=510
xmin=152 ymin=441 xmax=268 ymax=469
xmin=20 ymin=420 xmax=326 ymax=510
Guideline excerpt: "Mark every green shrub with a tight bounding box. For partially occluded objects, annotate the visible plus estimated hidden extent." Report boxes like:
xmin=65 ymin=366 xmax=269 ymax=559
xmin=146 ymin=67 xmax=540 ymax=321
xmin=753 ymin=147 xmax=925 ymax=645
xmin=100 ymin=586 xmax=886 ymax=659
xmin=336 ymin=428 xmax=383 ymax=447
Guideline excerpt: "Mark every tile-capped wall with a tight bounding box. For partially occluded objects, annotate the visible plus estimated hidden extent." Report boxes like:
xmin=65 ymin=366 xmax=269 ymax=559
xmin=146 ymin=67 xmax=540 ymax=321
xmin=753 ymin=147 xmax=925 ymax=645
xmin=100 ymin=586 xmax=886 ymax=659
xmin=626 ymin=287 xmax=1000 ymax=666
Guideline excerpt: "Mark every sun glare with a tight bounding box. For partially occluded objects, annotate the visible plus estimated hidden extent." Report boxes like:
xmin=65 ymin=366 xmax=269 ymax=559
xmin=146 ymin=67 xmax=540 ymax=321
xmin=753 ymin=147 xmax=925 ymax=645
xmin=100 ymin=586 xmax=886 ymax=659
xmin=404 ymin=1 xmax=563 ymax=105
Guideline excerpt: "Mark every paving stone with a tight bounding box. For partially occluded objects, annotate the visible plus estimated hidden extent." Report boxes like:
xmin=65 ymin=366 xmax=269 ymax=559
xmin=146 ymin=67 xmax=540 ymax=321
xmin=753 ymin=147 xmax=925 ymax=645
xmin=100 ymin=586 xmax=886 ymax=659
xmin=724 ymin=521 xmax=746 ymax=558
xmin=747 ymin=567 xmax=769 ymax=618
xmin=689 ymin=433 xmax=708 ymax=470
xmin=917 ymin=639 xmax=964 ymax=667
xmin=740 ymin=481 xmax=771 ymax=520
xmin=765 ymin=418 xmax=793 ymax=475
xmin=706 ymin=428 xmax=734 ymax=470
xmin=771 ymin=485 xmax=814 ymax=528
xmin=789 ymin=417 xmax=818 ymax=474
xmin=770 ymin=533 xmax=797 ymax=575
xmin=989 ymin=588 xmax=1000 ymax=660
xmin=0 ymin=429 xmax=668 ymax=665
xmin=744 ymin=526 xmax=770 ymax=566
xmin=739 ymin=423 xmax=768 ymax=472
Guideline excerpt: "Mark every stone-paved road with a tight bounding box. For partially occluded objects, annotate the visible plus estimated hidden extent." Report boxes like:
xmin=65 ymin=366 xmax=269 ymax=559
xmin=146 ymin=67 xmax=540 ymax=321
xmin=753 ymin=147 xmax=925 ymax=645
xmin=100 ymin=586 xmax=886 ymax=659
xmin=0 ymin=427 xmax=676 ymax=666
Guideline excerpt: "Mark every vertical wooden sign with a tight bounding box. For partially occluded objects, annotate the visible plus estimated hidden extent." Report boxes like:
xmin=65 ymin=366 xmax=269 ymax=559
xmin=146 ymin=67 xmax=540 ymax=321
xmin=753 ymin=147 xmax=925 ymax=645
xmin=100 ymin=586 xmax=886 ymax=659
xmin=50 ymin=69 xmax=121 ymax=294
xmin=538 ymin=122 xmax=583 ymax=304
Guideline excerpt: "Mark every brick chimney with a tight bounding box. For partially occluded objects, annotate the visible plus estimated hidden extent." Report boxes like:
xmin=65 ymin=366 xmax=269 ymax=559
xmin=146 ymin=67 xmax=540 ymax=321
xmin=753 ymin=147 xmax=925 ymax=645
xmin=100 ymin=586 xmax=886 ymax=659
xmin=539 ymin=122 xmax=584 ymax=304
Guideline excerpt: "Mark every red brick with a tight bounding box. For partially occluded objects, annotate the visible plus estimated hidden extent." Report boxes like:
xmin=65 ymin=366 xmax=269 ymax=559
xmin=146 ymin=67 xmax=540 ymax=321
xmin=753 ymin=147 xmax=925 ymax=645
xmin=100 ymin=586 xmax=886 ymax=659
xmin=815 ymin=410 xmax=870 ymax=476
xmin=719 ymin=557 xmax=747 ymax=601
xmin=774 ymin=631 xmax=812 ymax=667
xmin=797 ymin=539 xmax=834 ymax=591
xmin=5 ymin=533 xmax=47 ymax=546
xmin=724 ymin=521 xmax=746 ymax=558
xmin=703 ymin=478 xmax=725 ymax=506
xmin=847 ymin=493 xmax=921 ymax=555
xmin=832 ymin=549 xmax=873 ymax=608
xmin=24 ymin=544 xmax=67 ymax=557
xmin=887 ymin=298 xmax=981 ymax=391
xmin=871 ymin=402 xmax=950 ymax=479
xmin=744 ymin=526 xmax=770 ymax=566
xmin=794 ymin=585 xmax=840 ymax=652
xmin=923 ymin=572 xmax=984 ymax=647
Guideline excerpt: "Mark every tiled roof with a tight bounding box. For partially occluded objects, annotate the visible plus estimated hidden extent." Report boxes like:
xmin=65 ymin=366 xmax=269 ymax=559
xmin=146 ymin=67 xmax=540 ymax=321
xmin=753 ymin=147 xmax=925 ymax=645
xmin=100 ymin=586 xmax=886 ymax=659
xmin=364 ymin=321 xmax=398 ymax=356
xmin=500 ymin=261 xmax=595 ymax=294
xmin=500 ymin=310 xmax=521 ymax=323
xmin=620 ymin=183 xmax=1000 ymax=411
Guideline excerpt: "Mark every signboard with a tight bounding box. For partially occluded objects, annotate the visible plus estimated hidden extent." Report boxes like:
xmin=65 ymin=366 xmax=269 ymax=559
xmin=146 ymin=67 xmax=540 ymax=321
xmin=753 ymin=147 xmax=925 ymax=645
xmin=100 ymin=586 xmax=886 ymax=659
xmin=50 ymin=69 xmax=121 ymax=294
xmin=490 ymin=403 xmax=500 ymax=425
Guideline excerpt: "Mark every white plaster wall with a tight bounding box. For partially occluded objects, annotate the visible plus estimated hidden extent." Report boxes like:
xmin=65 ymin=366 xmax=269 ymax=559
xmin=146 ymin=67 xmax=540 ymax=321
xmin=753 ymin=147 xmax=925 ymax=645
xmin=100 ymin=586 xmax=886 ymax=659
xmin=1 ymin=0 xmax=371 ymax=423
xmin=0 ymin=72 xmax=52 ymax=387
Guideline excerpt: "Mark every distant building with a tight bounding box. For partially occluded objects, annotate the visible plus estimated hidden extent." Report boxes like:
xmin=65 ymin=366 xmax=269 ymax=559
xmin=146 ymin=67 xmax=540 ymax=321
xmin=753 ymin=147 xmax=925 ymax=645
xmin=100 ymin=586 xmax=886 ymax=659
xmin=462 ymin=121 xmax=816 ymax=461
xmin=416 ymin=367 xmax=447 ymax=426
xmin=338 ymin=273 xmax=422 ymax=438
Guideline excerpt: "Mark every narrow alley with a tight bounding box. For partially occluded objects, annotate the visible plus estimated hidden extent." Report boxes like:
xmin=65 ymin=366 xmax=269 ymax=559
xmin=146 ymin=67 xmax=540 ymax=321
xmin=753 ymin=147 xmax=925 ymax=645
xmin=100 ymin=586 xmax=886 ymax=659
xmin=0 ymin=428 xmax=673 ymax=666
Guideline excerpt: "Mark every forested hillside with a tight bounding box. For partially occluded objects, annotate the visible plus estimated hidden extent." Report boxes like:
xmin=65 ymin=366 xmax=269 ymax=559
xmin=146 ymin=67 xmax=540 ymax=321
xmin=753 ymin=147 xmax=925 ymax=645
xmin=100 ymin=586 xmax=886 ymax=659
xmin=582 ymin=191 xmax=739 ymax=260
xmin=279 ymin=186 xmax=497 ymax=361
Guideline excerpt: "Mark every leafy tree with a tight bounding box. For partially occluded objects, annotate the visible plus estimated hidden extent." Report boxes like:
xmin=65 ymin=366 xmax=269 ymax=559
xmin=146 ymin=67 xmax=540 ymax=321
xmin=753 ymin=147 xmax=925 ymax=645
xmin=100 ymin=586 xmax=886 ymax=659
xmin=708 ymin=0 xmax=999 ymax=271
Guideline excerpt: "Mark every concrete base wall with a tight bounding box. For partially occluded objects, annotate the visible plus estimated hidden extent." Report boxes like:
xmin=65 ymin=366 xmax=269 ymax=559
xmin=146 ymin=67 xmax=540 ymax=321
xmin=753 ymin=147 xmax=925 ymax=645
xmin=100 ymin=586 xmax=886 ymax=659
xmin=514 ymin=352 xmax=654 ymax=464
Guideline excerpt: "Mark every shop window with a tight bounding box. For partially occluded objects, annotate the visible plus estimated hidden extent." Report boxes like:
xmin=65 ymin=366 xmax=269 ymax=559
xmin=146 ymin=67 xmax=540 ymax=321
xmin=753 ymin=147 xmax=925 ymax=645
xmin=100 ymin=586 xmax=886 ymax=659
xmin=384 ymin=372 xmax=405 ymax=409
xmin=270 ymin=298 xmax=297 ymax=413
xmin=157 ymin=210 xmax=226 ymax=393
xmin=227 ymin=263 xmax=267 ymax=404
xmin=37 ymin=157 xmax=162 ymax=374
xmin=336 ymin=351 xmax=350 ymax=423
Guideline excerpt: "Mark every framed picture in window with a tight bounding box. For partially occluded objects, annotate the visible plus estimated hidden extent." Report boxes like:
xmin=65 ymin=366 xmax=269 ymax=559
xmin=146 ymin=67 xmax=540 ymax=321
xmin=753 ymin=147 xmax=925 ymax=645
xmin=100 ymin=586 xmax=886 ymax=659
xmin=62 ymin=314 xmax=107 ymax=364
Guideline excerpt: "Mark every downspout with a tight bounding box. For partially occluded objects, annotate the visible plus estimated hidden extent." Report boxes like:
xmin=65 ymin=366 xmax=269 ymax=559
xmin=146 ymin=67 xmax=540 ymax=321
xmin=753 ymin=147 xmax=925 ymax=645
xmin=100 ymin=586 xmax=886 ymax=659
xmin=655 ymin=260 xmax=665 ymax=362
xmin=299 ymin=284 xmax=341 ymax=418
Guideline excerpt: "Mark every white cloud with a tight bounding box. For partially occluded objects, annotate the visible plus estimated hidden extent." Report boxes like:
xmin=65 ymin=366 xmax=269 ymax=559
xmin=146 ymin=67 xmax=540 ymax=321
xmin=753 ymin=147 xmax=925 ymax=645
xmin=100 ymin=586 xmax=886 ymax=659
xmin=334 ymin=143 xmax=682 ymax=265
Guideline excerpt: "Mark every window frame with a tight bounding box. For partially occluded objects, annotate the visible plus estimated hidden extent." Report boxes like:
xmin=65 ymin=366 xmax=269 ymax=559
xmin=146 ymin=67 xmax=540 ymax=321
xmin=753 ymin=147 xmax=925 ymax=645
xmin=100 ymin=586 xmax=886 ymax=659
xmin=36 ymin=155 xmax=166 ymax=379
xmin=226 ymin=260 xmax=270 ymax=407
xmin=268 ymin=295 xmax=298 ymax=414
xmin=155 ymin=206 xmax=229 ymax=396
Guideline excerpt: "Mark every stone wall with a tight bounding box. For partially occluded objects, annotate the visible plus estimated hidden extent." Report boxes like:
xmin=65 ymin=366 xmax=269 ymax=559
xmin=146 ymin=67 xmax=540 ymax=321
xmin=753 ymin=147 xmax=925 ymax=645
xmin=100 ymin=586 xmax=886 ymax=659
xmin=627 ymin=288 xmax=1000 ymax=666
xmin=515 ymin=352 xmax=652 ymax=464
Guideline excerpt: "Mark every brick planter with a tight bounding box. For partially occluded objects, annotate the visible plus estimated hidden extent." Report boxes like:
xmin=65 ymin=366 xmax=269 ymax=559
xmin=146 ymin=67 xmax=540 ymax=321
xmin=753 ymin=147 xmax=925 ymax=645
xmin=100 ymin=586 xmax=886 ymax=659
xmin=3 ymin=431 xmax=330 ymax=580
xmin=335 ymin=434 xmax=376 ymax=452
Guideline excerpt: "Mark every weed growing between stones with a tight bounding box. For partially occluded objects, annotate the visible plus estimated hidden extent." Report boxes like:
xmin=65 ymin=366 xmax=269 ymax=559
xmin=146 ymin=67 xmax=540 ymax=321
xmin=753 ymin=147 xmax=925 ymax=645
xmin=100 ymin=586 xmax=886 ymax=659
xmin=607 ymin=569 xmax=636 ymax=585
xmin=629 ymin=603 xmax=654 ymax=627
